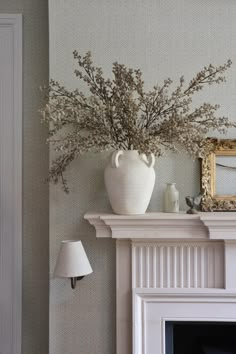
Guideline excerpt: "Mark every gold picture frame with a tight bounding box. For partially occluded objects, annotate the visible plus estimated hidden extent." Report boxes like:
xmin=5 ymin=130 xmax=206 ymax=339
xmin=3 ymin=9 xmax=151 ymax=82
xmin=200 ymin=138 xmax=236 ymax=211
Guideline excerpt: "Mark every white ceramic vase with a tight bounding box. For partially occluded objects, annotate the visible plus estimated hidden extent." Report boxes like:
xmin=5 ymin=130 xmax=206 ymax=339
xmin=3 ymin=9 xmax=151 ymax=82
xmin=104 ymin=150 xmax=155 ymax=215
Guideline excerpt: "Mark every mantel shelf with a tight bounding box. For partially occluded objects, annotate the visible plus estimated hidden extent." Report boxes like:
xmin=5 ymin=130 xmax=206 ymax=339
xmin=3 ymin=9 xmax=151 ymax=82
xmin=84 ymin=212 xmax=236 ymax=240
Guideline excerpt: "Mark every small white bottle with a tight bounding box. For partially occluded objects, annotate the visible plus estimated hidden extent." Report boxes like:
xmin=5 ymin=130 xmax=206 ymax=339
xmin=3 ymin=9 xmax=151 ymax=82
xmin=164 ymin=183 xmax=179 ymax=213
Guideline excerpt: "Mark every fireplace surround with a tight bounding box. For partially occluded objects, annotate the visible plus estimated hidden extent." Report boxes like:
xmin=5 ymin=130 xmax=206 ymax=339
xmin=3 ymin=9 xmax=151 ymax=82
xmin=85 ymin=212 xmax=236 ymax=354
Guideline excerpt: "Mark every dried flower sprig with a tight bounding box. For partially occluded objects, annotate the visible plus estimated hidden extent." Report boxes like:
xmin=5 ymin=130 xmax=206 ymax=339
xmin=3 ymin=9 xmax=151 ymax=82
xmin=40 ymin=51 xmax=235 ymax=192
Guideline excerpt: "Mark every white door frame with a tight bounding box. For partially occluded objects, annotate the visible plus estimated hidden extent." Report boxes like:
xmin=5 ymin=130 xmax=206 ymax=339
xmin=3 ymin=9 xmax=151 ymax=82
xmin=0 ymin=14 xmax=22 ymax=354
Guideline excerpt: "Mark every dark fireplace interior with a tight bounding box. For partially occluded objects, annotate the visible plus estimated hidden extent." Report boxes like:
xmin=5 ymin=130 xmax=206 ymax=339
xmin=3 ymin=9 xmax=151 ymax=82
xmin=165 ymin=321 xmax=236 ymax=354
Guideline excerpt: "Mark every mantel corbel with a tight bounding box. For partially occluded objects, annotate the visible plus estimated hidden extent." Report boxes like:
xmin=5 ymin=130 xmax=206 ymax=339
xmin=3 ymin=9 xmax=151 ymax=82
xmin=84 ymin=213 xmax=112 ymax=238
xmin=200 ymin=214 xmax=236 ymax=240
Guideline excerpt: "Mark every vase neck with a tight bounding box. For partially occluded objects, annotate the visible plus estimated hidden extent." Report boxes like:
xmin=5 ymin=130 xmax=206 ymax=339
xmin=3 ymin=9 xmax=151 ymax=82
xmin=122 ymin=150 xmax=139 ymax=159
xmin=166 ymin=183 xmax=177 ymax=189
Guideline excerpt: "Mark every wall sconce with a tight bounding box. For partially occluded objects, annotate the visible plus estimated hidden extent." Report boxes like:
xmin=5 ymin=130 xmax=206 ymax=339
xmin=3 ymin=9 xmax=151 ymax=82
xmin=54 ymin=240 xmax=93 ymax=289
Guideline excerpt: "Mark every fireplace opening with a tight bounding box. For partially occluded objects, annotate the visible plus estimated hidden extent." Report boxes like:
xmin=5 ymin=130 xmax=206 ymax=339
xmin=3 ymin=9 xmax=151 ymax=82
xmin=165 ymin=321 xmax=236 ymax=354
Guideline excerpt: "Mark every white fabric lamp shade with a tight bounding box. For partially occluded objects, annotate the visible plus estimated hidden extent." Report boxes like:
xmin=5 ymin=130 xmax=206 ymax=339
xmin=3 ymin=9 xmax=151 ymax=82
xmin=54 ymin=240 xmax=93 ymax=278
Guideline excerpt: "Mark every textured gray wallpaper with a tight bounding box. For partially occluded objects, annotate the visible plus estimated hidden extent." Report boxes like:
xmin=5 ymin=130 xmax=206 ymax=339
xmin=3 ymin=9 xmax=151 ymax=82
xmin=0 ymin=1 xmax=49 ymax=354
xmin=49 ymin=1 xmax=236 ymax=354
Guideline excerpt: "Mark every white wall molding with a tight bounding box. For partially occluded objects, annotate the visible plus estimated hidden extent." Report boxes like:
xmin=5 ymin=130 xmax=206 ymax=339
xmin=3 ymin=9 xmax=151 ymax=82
xmin=0 ymin=14 xmax=22 ymax=354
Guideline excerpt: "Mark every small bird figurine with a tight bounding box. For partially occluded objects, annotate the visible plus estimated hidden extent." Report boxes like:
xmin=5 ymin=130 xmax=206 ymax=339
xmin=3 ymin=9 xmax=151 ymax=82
xmin=185 ymin=193 xmax=202 ymax=214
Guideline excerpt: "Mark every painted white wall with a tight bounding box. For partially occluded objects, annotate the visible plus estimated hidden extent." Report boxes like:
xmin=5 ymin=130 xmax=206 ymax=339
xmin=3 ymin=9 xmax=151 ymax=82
xmin=49 ymin=1 xmax=236 ymax=353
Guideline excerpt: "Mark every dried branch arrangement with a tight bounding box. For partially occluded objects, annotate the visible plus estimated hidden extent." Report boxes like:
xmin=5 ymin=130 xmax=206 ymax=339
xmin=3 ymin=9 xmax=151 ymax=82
xmin=40 ymin=51 xmax=235 ymax=192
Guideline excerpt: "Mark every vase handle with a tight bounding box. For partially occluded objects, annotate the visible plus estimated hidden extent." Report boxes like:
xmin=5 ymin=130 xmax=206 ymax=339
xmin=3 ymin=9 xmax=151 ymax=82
xmin=140 ymin=153 xmax=155 ymax=168
xmin=148 ymin=153 xmax=155 ymax=168
xmin=111 ymin=150 xmax=124 ymax=168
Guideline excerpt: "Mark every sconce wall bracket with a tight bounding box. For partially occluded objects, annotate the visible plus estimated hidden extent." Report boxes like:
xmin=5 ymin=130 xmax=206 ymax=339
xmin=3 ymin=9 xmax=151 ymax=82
xmin=70 ymin=276 xmax=84 ymax=289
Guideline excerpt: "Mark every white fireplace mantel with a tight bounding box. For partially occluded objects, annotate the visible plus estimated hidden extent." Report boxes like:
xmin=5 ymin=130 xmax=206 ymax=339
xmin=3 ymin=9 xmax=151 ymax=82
xmin=85 ymin=212 xmax=236 ymax=240
xmin=85 ymin=212 xmax=236 ymax=354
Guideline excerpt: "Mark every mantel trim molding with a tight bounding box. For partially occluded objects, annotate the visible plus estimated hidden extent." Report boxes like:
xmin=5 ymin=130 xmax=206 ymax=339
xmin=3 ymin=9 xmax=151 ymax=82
xmin=85 ymin=212 xmax=236 ymax=240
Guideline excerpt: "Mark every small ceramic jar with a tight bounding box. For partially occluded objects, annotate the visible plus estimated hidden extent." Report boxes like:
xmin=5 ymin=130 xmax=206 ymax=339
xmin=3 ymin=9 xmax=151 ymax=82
xmin=164 ymin=183 xmax=179 ymax=213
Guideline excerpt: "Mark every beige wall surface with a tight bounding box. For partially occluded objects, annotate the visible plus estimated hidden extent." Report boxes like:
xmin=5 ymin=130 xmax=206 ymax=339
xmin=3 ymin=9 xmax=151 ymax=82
xmin=0 ymin=1 xmax=49 ymax=354
xmin=49 ymin=1 xmax=236 ymax=354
